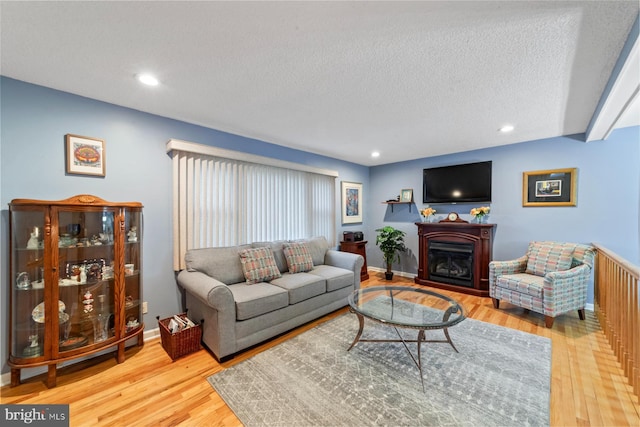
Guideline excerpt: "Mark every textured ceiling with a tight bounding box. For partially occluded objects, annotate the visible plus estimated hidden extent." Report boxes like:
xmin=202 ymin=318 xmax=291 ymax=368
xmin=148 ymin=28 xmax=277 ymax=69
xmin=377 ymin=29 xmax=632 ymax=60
xmin=1 ymin=1 xmax=638 ymax=166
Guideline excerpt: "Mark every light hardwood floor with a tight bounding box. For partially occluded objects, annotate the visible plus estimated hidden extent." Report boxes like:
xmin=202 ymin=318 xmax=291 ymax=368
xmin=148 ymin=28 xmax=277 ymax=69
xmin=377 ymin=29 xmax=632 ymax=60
xmin=2 ymin=274 xmax=639 ymax=426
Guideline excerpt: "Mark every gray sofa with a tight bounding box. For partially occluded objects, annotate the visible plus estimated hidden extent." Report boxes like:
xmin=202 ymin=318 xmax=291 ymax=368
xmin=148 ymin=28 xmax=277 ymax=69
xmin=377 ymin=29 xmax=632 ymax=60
xmin=176 ymin=236 xmax=364 ymax=360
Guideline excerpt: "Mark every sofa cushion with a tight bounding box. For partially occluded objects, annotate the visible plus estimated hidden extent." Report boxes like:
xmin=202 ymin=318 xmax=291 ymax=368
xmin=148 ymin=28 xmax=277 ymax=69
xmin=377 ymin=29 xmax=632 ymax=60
xmin=292 ymin=236 xmax=329 ymax=266
xmin=185 ymin=244 xmax=251 ymax=285
xmin=309 ymin=265 xmax=354 ymax=292
xmin=228 ymin=282 xmax=289 ymax=320
xmin=495 ymin=273 xmax=544 ymax=299
xmin=283 ymin=242 xmax=314 ymax=273
xmin=525 ymin=241 xmax=573 ymax=277
xmin=239 ymin=247 xmax=282 ymax=284
xmin=252 ymin=241 xmax=288 ymax=273
xmin=270 ymin=273 xmax=326 ymax=304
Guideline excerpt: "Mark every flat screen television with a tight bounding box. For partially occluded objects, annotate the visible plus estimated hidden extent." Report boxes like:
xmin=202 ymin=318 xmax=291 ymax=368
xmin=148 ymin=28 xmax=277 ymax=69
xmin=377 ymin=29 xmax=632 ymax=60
xmin=423 ymin=161 xmax=492 ymax=204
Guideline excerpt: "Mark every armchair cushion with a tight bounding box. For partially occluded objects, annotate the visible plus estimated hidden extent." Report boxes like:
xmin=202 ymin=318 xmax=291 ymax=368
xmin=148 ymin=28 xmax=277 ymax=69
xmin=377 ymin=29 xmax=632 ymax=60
xmin=525 ymin=241 xmax=573 ymax=277
xmin=496 ymin=273 xmax=545 ymax=299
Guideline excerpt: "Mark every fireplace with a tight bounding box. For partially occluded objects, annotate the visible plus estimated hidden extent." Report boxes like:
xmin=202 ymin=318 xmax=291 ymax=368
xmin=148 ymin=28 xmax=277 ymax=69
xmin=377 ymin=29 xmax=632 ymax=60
xmin=428 ymin=241 xmax=474 ymax=287
xmin=415 ymin=222 xmax=496 ymax=296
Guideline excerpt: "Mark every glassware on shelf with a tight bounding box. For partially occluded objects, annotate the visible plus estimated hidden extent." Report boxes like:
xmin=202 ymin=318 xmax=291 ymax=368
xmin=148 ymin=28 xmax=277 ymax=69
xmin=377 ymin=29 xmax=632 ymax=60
xmin=15 ymin=272 xmax=30 ymax=289
xmin=93 ymin=294 xmax=110 ymax=343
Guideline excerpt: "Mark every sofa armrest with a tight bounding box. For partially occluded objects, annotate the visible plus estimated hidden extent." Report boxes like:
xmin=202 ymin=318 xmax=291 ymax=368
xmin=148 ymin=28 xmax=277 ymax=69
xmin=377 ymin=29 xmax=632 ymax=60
xmin=176 ymin=270 xmax=235 ymax=313
xmin=177 ymin=270 xmax=238 ymax=360
xmin=324 ymin=249 xmax=365 ymax=288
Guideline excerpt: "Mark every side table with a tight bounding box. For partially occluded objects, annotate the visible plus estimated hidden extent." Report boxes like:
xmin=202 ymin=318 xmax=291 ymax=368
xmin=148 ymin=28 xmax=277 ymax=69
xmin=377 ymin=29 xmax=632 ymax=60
xmin=340 ymin=240 xmax=369 ymax=281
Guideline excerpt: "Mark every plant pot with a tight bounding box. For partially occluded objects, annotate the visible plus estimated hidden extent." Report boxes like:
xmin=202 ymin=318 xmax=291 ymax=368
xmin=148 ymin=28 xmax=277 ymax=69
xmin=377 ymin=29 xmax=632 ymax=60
xmin=384 ymin=271 xmax=394 ymax=280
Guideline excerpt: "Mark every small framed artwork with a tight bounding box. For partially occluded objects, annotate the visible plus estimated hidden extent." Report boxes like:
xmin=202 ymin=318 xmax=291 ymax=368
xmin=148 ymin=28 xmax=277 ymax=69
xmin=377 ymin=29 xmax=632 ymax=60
xmin=400 ymin=189 xmax=414 ymax=202
xmin=523 ymin=168 xmax=577 ymax=207
xmin=341 ymin=181 xmax=363 ymax=224
xmin=65 ymin=134 xmax=106 ymax=177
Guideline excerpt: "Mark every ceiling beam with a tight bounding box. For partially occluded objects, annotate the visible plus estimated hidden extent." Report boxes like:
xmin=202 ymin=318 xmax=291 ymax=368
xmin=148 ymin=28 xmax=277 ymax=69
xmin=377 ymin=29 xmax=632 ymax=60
xmin=586 ymin=15 xmax=640 ymax=142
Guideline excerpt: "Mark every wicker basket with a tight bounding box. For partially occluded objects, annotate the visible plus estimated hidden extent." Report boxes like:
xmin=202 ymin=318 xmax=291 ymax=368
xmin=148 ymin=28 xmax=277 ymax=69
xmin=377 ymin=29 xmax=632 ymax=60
xmin=157 ymin=313 xmax=202 ymax=361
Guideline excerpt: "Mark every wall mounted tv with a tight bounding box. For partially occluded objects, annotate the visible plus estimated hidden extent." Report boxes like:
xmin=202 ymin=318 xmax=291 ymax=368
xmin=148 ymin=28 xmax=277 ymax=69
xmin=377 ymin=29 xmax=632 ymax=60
xmin=423 ymin=161 xmax=492 ymax=204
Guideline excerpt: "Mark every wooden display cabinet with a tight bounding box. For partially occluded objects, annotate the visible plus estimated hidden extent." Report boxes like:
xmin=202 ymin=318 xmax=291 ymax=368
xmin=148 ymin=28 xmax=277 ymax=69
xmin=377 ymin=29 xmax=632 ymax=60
xmin=8 ymin=195 xmax=144 ymax=387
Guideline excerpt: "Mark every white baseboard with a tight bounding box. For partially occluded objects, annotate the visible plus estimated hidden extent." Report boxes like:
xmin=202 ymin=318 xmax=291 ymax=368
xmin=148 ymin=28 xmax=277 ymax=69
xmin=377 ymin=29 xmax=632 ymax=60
xmin=1 ymin=327 xmax=161 ymax=387
xmin=366 ymin=266 xmax=416 ymax=279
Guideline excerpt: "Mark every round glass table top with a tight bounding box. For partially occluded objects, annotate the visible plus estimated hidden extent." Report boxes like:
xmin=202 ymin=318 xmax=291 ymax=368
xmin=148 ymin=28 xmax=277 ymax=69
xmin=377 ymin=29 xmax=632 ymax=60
xmin=348 ymin=285 xmax=466 ymax=330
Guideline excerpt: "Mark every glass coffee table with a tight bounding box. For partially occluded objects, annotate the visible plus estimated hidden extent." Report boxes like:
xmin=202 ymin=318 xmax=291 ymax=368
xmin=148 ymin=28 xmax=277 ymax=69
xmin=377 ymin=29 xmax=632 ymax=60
xmin=347 ymin=285 xmax=466 ymax=390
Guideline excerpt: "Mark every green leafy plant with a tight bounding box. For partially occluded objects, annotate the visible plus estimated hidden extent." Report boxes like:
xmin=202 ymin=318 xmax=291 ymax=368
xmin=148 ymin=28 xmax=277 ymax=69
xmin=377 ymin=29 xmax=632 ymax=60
xmin=375 ymin=226 xmax=407 ymax=279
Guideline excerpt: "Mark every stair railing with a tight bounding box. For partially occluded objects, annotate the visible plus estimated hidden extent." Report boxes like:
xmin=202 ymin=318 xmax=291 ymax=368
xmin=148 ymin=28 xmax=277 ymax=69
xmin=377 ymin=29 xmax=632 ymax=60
xmin=593 ymin=243 xmax=639 ymax=400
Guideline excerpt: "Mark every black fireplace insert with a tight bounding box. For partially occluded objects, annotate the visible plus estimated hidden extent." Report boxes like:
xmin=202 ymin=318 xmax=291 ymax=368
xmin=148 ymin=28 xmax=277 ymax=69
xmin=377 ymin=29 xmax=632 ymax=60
xmin=428 ymin=241 xmax=474 ymax=287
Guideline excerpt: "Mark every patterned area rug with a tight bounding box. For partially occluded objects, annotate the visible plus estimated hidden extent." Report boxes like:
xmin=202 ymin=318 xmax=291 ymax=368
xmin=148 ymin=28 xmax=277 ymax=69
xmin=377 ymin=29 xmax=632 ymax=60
xmin=208 ymin=301 xmax=551 ymax=426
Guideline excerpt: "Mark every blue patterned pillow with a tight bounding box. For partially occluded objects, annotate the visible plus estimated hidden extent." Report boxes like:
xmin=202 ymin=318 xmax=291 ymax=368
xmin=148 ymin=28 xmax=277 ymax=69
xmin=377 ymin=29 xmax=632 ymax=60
xmin=239 ymin=247 xmax=282 ymax=284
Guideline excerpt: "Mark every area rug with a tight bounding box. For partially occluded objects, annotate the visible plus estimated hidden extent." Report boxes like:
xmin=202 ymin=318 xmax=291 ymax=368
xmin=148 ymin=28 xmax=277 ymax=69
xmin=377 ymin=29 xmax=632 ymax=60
xmin=208 ymin=300 xmax=551 ymax=426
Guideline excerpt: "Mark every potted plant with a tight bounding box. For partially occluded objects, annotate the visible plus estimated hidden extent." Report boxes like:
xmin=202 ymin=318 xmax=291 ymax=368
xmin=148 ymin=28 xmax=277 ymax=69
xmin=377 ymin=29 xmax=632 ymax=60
xmin=375 ymin=226 xmax=407 ymax=280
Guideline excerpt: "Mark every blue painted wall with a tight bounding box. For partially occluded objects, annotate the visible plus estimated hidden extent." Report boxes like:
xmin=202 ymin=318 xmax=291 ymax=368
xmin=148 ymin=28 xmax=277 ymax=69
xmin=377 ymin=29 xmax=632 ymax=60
xmin=1 ymin=76 xmax=639 ymax=379
xmin=367 ymin=127 xmax=640 ymax=298
xmin=0 ymin=77 xmax=369 ymax=377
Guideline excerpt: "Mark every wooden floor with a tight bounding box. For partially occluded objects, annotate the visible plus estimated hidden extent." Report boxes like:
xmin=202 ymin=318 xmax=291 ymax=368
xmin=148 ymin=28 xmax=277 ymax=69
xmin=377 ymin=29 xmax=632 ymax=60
xmin=2 ymin=274 xmax=639 ymax=426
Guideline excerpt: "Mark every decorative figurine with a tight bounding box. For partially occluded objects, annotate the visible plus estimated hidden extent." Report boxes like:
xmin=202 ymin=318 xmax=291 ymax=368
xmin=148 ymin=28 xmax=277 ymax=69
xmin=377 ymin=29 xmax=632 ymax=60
xmin=79 ymin=265 xmax=87 ymax=284
xmin=26 ymin=230 xmax=40 ymax=249
xmin=29 ymin=334 xmax=39 ymax=347
xmin=127 ymin=226 xmax=138 ymax=242
xmin=22 ymin=334 xmax=42 ymax=357
xmin=83 ymin=290 xmax=93 ymax=313
xmin=87 ymin=263 xmax=102 ymax=282
xmin=126 ymin=316 xmax=140 ymax=332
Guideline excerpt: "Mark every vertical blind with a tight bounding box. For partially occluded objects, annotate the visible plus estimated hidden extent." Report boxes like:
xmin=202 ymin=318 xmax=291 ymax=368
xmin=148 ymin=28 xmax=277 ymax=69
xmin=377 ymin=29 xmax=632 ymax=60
xmin=169 ymin=140 xmax=337 ymax=270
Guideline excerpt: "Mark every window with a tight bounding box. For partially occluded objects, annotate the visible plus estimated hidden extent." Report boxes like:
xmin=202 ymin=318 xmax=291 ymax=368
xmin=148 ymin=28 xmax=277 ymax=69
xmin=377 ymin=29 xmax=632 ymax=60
xmin=167 ymin=139 xmax=337 ymax=270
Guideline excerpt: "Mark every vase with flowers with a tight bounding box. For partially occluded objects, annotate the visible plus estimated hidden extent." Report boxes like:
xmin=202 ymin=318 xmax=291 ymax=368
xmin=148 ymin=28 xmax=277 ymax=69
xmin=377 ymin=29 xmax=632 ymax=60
xmin=470 ymin=206 xmax=490 ymax=223
xmin=420 ymin=207 xmax=436 ymax=223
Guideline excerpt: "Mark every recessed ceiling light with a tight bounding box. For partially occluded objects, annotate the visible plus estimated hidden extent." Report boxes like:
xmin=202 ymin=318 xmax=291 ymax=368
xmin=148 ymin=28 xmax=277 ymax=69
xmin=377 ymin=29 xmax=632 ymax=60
xmin=499 ymin=125 xmax=514 ymax=133
xmin=137 ymin=73 xmax=159 ymax=86
xmin=371 ymin=151 xmax=380 ymax=158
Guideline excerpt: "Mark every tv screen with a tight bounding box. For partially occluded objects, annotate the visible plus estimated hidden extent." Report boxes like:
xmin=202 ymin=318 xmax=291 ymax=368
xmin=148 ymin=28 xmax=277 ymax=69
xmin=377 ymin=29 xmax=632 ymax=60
xmin=423 ymin=161 xmax=492 ymax=204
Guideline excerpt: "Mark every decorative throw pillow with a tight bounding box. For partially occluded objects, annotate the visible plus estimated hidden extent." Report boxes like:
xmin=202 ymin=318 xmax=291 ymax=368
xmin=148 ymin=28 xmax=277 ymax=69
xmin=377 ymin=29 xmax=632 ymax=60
xmin=525 ymin=242 xmax=573 ymax=277
xmin=283 ymin=242 xmax=314 ymax=273
xmin=239 ymin=247 xmax=282 ymax=284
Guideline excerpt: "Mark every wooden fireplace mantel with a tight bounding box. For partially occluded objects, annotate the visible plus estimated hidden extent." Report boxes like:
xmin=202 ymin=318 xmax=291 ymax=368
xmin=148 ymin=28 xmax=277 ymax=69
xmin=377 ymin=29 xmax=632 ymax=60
xmin=414 ymin=222 xmax=497 ymax=297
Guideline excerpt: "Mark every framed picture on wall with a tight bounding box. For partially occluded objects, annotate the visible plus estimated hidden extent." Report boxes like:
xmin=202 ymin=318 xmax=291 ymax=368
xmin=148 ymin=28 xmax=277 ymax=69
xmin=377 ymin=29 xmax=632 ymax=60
xmin=400 ymin=189 xmax=413 ymax=202
xmin=523 ymin=168 xmax=577 ymax=206
xmin=341 ymin=181 xmax=363 ymax=224
xmin=65 ymin=134 xmax=106 ymax=177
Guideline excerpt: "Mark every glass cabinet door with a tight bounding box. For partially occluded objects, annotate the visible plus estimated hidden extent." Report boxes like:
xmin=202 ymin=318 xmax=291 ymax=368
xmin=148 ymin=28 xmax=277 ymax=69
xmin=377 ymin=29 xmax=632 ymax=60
xmin=55 ymin=208 xmax=117 ymax=353
xmin=10 ymin=207 xmax=47 ymax=360
xmin=123 ymin=209 xmax=143 ymax=335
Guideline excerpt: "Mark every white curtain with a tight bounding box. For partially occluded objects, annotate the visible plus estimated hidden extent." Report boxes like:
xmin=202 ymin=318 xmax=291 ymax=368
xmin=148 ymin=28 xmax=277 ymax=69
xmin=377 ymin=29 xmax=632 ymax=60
xmin=168 ymin=140 xmax=337 ymax=270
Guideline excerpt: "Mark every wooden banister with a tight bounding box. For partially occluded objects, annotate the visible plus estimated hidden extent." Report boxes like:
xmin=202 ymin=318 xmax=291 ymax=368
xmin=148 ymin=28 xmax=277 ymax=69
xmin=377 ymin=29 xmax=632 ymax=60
xmin=593 ymin=243 xmax=640 ymax=400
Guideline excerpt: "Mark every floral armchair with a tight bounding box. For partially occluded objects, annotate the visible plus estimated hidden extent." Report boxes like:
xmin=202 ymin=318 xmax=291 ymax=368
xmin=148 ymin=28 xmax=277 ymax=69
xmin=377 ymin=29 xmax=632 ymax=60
xmin=489 ymin=241 xmax=596 ymax=328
